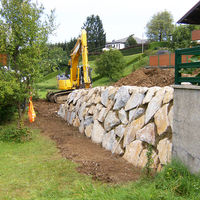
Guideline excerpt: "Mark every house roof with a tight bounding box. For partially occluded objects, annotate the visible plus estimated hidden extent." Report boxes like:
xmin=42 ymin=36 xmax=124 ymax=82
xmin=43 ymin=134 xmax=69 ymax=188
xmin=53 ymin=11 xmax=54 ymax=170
xmin=177 ymin=1 xmax=200 ymax=24
xmin=107 ymin=36 xmax=146 ymax=44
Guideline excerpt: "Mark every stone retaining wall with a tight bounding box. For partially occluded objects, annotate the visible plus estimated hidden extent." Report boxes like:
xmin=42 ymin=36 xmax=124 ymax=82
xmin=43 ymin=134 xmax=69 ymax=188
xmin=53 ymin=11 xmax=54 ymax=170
xmin=58 ymin=86 xmax=173 ymax=171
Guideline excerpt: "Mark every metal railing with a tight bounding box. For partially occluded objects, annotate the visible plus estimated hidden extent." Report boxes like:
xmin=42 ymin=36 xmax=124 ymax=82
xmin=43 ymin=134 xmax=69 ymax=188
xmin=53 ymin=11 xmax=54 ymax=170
xmin=175 ymin=46 xmax=200 ymax=84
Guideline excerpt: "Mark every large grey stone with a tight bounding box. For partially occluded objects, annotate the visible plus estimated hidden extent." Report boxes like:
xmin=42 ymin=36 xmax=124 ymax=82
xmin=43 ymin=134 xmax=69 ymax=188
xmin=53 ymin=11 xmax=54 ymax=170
xmin=157 ymin=138 xmax=172 ymax=165
xmin=113 ymin=86 xmax=130 ymax=110
xmin=57 ymin=104 xmax=65 ymax=119
xmin=79 ymin=120 xmax=84 ymax=134
xmin=145 ymin=88 xmax=165 ymax=124
xmin=85 ymin=124 xmax=93 ymax=138
xmin=154 ymin=104 xmax=170 ymax=136
xmin=118 ymin=108 xmax=128 ymax=124
xmin=123 ymin=114 xmax=145 ymax=147
xmin=125 ymin=92 xmax=144 ymax=111
xmin=112 ymin=140 xmax=124 ymax=155
xmin=129 ymin=107 xmax=145 ymax=122
xmin=101 ymin=89 xmax=109 ymax=107
xmin=115 ymin=124 xmax=126 ymax=137
xmin=104 ymin=111 xmax=121 ymax=131
xmin=163 ymin=86 xmax=174 ymax=104
xmin=78 ymin=102 xmax=86 ymax=121
xmin=91 ymin=120 xmax=105 ymax=144
xmin=143 ymin=87 xmax=160 ymax=104
xmin=84 ymin=116 xmax=93 ymax=127
xmin=98 ymin=107 xmax=108 ymax=122
xmin=123 ymin=140 xmax=144 ymax=166
xmin=69 ymin=111 xmax=76 ymax=125
xmin=102 ymin=130 xmax=116 ymax=151
xmin=68 ymin=91 xmax=78 ymax=104
xmin=136 ymin=122 xmax=156 ymax=146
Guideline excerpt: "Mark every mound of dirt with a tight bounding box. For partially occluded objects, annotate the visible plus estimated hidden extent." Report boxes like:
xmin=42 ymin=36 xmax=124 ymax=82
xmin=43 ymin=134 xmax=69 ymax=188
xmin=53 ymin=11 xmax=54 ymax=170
xmin=113 ymin=67 xmax=175 ymax=87
xmin=27 ymin=100 xmax=141 ymax=184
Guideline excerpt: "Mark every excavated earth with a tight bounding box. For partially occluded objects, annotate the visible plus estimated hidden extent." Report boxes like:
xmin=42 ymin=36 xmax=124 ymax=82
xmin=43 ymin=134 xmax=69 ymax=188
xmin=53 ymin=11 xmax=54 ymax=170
xmin=113 ymin=67 xmax=175 ymax=87
xmin=27 ymin=100 xmax=141 ymax=184
xmin=27 ymin=67 xmax=175 ymax=184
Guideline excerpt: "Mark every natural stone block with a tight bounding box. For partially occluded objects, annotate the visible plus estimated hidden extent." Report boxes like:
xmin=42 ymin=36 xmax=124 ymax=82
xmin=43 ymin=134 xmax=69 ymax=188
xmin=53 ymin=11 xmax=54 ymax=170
xmin=91 ymin=120 xmax=105 ymax=144
xmin=125 ymin=92 xmax=144 ymax=111
xmin=113 ymin=86 xmax=130 ymax=110
xmin=88 ymin=105 xmax=96 ymax=115
xmin=102 ymin=130 xmax=116 ymax=151
xmin=85 ymin=124 xmax=93 ymax=138
xmin=112 ymin=140 xmax=124 ymax=155
xmin=163 ymin=86 xmax=174 ymax=104
xmin=157 ymin=138 xmax=172 ymax=165
xmin=123 ymin=114 xmax=145 ymax=147
xmin=101 ymin=89 xmax=109 ymax=107
xmin=145 ymin=88 xmax=165 ymax=124
xmin=104 ymin=111 xmax=121 ymax=131
xmin=136 ymin=122 xmax=156 ymax=146
xmin=123 ymin=140 xmax=144 ymax=166
xmin=84 ymin=116 xmax=93 ymax=127
xmin=98 ymin=107 xmax=108 ymax=123
xmin=129 ymin=107 xmax=145 ymax=122
xmin=79 ymin=120 xmax=84 ymax=134
xmin=69 ymin=111 xmax=76 ymax=125
xmin=143 ymin=87 xmax=160 ymax=104
xmin=57 ymin=104 xmax=65 ymax=119
xmin=115 ymin=124 xmax=126 ymax=137
xmin=154 ymin=104 xmax=170 ymax=135
xmin=118 ymin=108 xmax=128 ymax=124
xmin=73 ymin=117 xmax=80 ymax=127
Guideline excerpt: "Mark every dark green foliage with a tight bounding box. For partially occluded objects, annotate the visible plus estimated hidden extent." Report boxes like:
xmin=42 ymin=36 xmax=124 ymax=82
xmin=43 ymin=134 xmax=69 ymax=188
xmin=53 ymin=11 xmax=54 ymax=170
xmin=146 ymin=10 xmax=174 ymax=42
xmin=82 ymin=14 xmax=106 ymax=52
xmin=0 ymin=0 xmax=55 ymax=122
xmin=169 ymin=25 xmax=198 ymax=50
xmin=149 ymin=41 xmax=168 ymax=50
xmin=0 ymin=125 xmax=32 ymax=143
xmin=126 ymin=35 xmax=137 ymax=47
xmin=0 ymin=105 xmax=17 ymax=123
xmin=95 ymin=49 xmax=125 ymax=81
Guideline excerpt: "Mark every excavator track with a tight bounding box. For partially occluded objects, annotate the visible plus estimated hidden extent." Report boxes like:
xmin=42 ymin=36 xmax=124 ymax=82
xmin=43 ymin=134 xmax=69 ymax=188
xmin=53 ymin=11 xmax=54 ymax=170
xmin=47 ymin=89 xmax=74 ymax=103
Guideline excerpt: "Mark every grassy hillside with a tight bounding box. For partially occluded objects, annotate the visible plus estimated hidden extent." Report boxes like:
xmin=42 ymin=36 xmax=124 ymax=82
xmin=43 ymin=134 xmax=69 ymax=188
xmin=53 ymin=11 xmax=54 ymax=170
xmin=36 ymin=53 xmax=149 ymax=98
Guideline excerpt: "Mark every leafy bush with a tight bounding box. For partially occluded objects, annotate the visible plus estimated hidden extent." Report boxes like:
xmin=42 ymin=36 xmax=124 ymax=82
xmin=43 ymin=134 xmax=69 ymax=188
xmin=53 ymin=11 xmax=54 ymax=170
xmin=95 ymin=49 xmax=126 ymax=81
xmin=0 ymin=125 xmax=32 ymax=143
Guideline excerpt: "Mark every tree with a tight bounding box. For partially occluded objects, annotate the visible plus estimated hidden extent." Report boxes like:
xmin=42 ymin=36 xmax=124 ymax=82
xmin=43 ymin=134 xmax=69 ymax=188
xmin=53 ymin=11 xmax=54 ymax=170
xmin=0 ymin=0 xmax=55 ymax=123
xmin=82 ymin=14 xmax=106 ymax=52
xmin=125 ymin=35 xmax=137 ymax=47
xmin=169 ymin=25 xmax=197 ymax=50
xmin=95 ymin=49 xmax=125 ymax=81
xmin=146 ymin=10 xmax=174 ymax=42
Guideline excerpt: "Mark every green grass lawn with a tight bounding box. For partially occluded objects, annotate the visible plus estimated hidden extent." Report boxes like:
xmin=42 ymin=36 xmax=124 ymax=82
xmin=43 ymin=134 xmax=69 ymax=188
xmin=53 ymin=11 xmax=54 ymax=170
xmin=0 ymin=128 xmax=200 ymax=200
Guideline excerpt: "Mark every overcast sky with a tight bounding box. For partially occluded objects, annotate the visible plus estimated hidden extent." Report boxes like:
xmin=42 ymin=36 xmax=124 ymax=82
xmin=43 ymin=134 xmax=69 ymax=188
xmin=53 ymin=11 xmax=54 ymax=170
xmin=39 ymin=0 xmax=199 ymax=43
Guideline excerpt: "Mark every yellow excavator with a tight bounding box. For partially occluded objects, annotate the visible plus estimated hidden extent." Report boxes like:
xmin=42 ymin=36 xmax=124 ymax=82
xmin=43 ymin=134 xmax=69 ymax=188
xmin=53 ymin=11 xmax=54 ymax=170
xmin=47 ymin=29 xmax=92 ymax=103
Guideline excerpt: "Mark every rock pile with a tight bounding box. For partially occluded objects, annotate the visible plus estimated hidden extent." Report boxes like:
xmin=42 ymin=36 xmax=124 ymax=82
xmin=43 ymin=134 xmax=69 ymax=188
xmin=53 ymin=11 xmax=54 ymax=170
xmin=58 ymin=86 xmax=173 ymax=171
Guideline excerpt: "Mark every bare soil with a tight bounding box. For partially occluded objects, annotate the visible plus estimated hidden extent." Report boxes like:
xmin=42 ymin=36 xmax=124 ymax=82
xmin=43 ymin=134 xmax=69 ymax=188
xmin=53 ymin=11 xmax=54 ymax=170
xmin=113 ymin=67 xmax=175 ymax=87
xmin=27 ymin=100 xmax=141 ymax=184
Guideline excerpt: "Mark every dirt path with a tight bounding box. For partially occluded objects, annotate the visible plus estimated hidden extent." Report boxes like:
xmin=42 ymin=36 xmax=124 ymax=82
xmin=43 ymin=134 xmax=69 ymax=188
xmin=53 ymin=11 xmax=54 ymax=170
xmin=27 ymin=100 xmax=141 ymax=184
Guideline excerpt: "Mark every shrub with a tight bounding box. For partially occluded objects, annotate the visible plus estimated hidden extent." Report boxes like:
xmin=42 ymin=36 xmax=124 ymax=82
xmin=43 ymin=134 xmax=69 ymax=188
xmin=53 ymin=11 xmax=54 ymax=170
xmin=95 ymin=49 xmax=126 ymax=81
xmin=0 ymin=125 xmax=32 ymax=143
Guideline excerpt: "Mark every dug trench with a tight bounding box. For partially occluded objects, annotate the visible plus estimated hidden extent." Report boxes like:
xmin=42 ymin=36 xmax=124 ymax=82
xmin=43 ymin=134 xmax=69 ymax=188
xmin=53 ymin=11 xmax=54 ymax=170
xmin=27 ymin=99 xmax=141 ymax=184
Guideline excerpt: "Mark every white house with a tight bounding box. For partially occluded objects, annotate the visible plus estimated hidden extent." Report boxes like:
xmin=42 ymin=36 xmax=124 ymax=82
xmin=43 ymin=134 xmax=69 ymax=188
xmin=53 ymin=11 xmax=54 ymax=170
xmin=105 ymin=35 xmax=147 ymax=50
